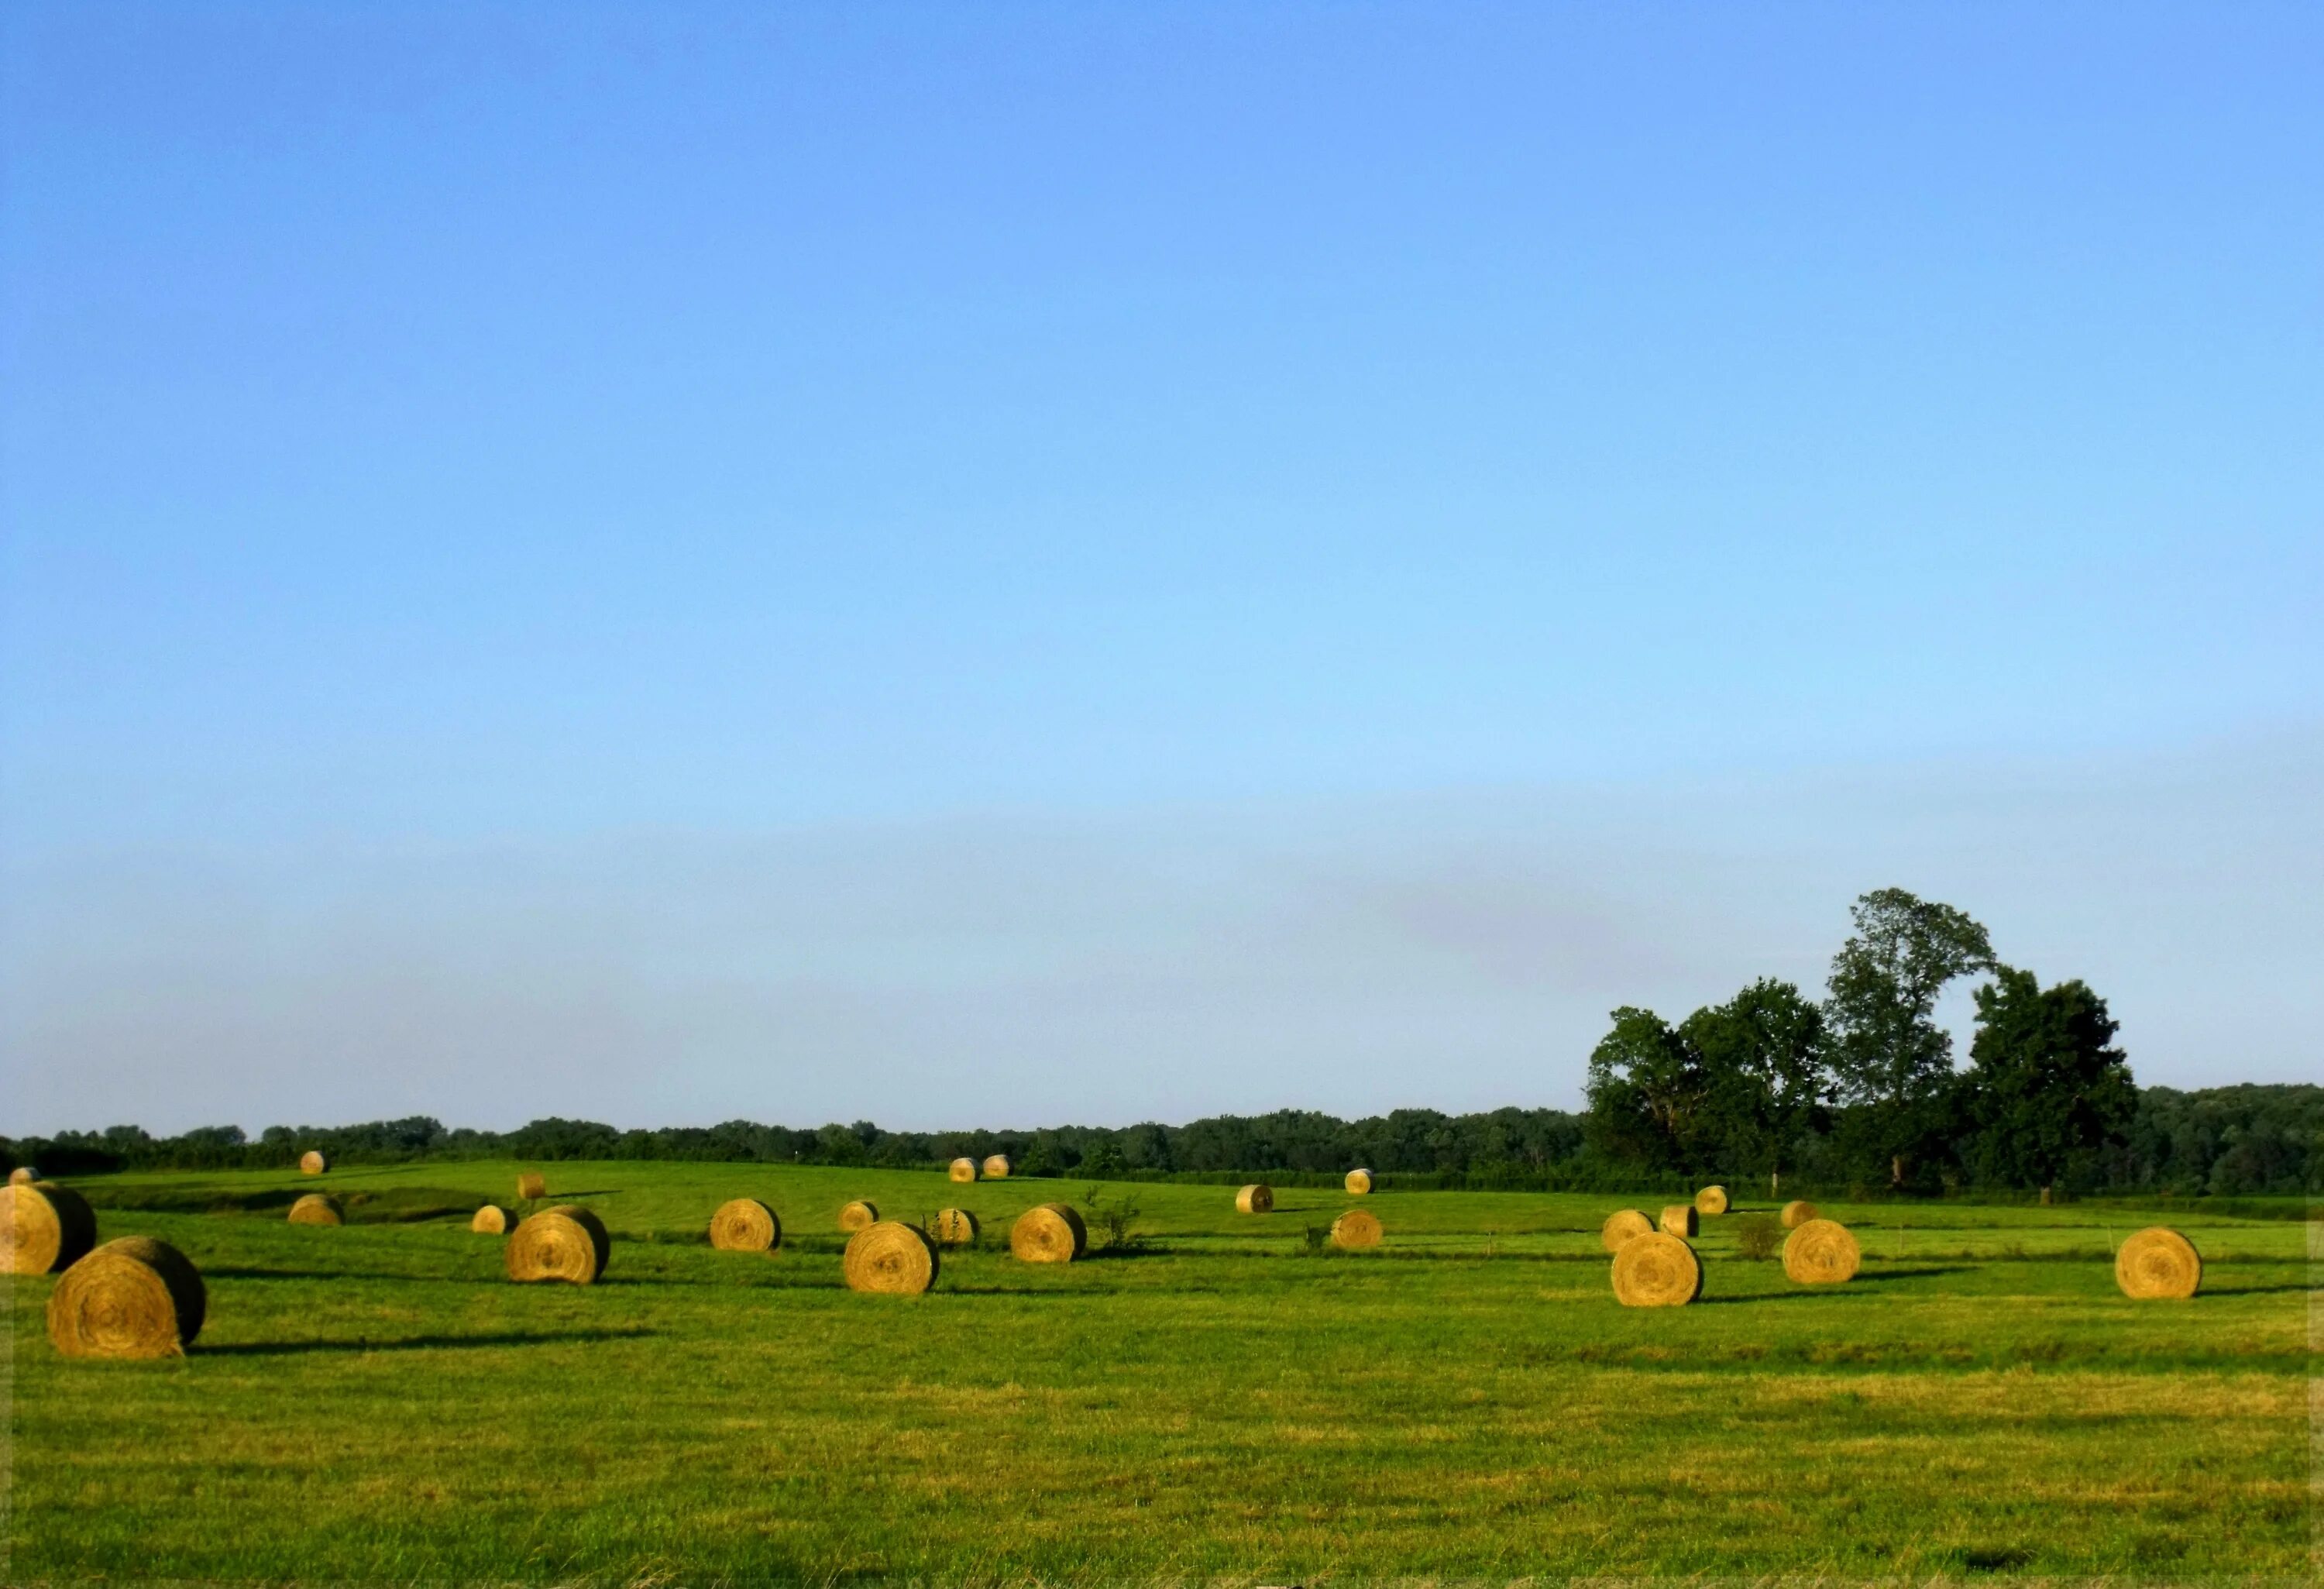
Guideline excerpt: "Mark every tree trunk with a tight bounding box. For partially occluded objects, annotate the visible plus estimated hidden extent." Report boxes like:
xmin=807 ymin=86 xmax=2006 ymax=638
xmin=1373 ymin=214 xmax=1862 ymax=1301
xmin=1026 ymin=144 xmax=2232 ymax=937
xmin=1771 ymin=1169 xmax=1780 ymax=1197
xmin=1890 ymin=1154 xmax=1906 ymax=1187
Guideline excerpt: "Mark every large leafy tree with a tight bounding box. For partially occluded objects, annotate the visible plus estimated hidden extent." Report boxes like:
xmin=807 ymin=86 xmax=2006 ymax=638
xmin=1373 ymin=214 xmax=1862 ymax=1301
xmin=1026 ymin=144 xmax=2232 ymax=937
xmin=1584 ymin=1006 xmax=1710 ymax=1175
xmin=1825 ymin=887 xmax=1996 ymax=1187
xmin=1681 ymin=979 xmax=1829 ymax=1196
xmin=1962 ymin=968 xmax=2135 ymax=1200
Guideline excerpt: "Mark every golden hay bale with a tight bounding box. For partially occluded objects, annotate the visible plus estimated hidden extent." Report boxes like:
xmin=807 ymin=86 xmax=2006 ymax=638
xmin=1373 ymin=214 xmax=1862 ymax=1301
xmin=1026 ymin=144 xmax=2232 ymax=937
xmin=1694 ymin=1185 xmax=1728 ymax=1216
xmin=1782 ymin=1218 xmax=1862 ymax=1284
xmin=843 ymin=1220 xmax=940 ymax=1294
xmin=516 ymin=1171 xmax=548 ymax=1201
xmin=1331 ymin=1209 xmax=1384 ymax=1250
xmin=1011 ymin=1202 xmax=1088 ymax=1264
xmin=287 ymin=1192 xmax=343 ymax=1226
xmin=1659 ymin=1204 xmax=1699 ymax=1238
xmin=933 ymin=1208 xmax=981 ymax=1246
xmin=949 ymin=1157 xmax=979 ymax=1183
xmin=2116 ymin=1226 xmax=2201 ymax=1300
xmin=1344 ymin=1168 xmax=1373 ymax=1195
xmin=838 ymin=1199 xmax=878 ymax=1233
xmin=299 ymin=1150 xmax=328 ymax=1175
xmin=1780 ymin=1199 xmax=1819 ymax=1229
xmin=46 ymin=1236 xmax=206 ymax=1359
xmin=506 ymin=1205 xmax=611 ymax=1285
xmin=982 ymin=1155 xmax=1012 ymax=1179
xmin=470 ymin=1204 xmax=511 ymax=1235
xmin=1236 ymin=1184 xmax=1274 ymax=1214
xmin=1 ymin=1181 xmax=98 ymax=1275
xmin=11 ymin=1165 xmax=38 ymax=1185
xmin=1611 ymin=1230 xmax=1702 ymax=1306
xmin=710 ymin=1198 xmax=781 ymax=1253
xmin=1600 ymin=1209 xmax=1655 ymax=1252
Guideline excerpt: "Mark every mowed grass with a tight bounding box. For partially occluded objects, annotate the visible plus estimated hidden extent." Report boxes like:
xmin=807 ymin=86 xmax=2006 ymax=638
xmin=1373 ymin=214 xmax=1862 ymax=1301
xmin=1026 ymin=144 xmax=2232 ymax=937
xmin=8 ymin=1161 xmax=2313 ymax=1584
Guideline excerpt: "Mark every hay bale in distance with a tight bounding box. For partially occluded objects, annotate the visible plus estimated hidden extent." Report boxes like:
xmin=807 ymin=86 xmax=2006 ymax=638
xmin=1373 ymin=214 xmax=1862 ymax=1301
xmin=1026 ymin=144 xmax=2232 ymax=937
xmin=933 ymin=1208 xmax=980 ymax=1246
xmin=287 ymin=1192 xmax=344 ymax=1226
xmin=2116 ymin=1226 xmax=2201 ymax=1299
xmin=506 ymin=1205 xmax=611 ymax=1285
xmin=1 ymin=1181 xmax=98 ymax=1275
xmin=10 ymin=1165 xmax=37 ymax=1185
xmin=838 ymin=1199 xmax=878 ymax=1233
xmin=1611 ymin=1230 xmax=1703 ymax=1307
xmin=299 ymin=1150 xmax=328 ymax=1175
xmin=982 ymin=1155 xmax=1012 ymax=1179
xmin=470 ymin=1204 xmax=511 ymax=1235
xmin=1779 ymin=1199 xmax=1819 ymax=1229
xmin=1782 ymin=1218 xmax=1862 ymax=1284
xmin=844 ymin=1220 xmax=940 ymax=1293
xmin=516 ymin=1171 xmax=548 ymax=1201
xmin=949 ymin=1157 xmax=978 ymax=1183
xmin=46 ymin=1236 xmax=206 ymax=1358
xmin=1344 ymin=1168 xmax=1373 ymax=1195
xmin=710 ymin=1199 xmax=781 ymax=1253
xmin=1600 ymin=1209 xmax=1654 ymax=1252
xmin=1236 ymin=1184 xmax=1274 ymax=1214
xmin=1694 ymin=1185 xmax=1729 ymax=1216
xmin=1659 ymin=1204 xmax=1699 ymax=1238
xmin=1331 ymin=1209 xmax=1384 ymax=1250
xmin=1011 ymin=1202 xmax=1088 ymax=1264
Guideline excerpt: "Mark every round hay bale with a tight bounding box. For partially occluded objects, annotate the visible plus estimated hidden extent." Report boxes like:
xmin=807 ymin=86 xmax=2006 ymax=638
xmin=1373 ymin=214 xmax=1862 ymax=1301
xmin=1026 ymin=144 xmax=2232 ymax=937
xmin=1782 ymin=1218 xmax=1862 ymax=1284
xmin=0 ymin=1181 xmax=98 ymax=1275
xmin=1600 ymin=1209 xmax=1654 ymax=1252
xmin=843 ymin=1220 xmax=940 ymax=1294
xmin=1611 ymin=1230 xmax=1702 ymax=1307
xmin=1344 ymin=1168 xmax=1373 ymax=1195
xmin=1331 ymin=1209 xmax=1383 ymax=1250
xmin=46 ymin=1236 xmax=205 ymax=1359
xmin=506 ymin=1205 xmax=611 ymax=1285
xmin=982 ymin=1155 xmax=1012 ymax=1179
xmin=838 ymin=1199 xmax=878 ymax=1233
xmin=933 ymin=1208 xmax=981 ymax=1246
xmin=299 ymin=1150 xmax=328 ymax=1175
xmin=1694 ymin=1185 xmax=1728 ymax=1216
xmin=287 ymin=1192 xmax=343 ymax=1226
xmin=1236 ymin=1183 xmax=1274 ymax=1214
xmin=9 ymin=1165 xmax=36 ymax=1185
xmin=2116 ymin=1226 xmax=2201 ymax=1300
xmin=710 ymin=1198 xmax=780 ymax=1253
xmin=949 ymin=1157 xmax=979 ymax=1183
xmin=516 ymin=1171 xmax=548 ymax=1201
xmin=1779 ymin=1199 xmax=1819 ymax=1229
xmin=1659 ymin=1204 xmax=1699 ymax=1238
xmin=470 ymin=1203 xmax=511 ymax=1235
xmin=1011 ymin=1202 xmax=1087 ymax=1264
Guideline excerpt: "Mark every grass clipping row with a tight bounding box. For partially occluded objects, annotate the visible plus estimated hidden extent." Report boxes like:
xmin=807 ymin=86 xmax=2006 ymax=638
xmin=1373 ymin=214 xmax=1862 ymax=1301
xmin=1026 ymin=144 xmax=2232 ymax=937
xmin=2116 ymin=1226 xmax=2201 ymax=1299
xmin=1611 ymin=1230 xmax=1702 ymax=1306
xmin=1011 ymin=1202 xmax=1088 ymax=1264
xmin=48 ymin=1236 xmax=207 ymax=1359
xmin=2 ymin=1181 xmax=98 ymax=1275
xmin=710 ymin=1198 xmax=781 ymax=1253
xmin=507 ymin=1205 xmax=612 ymax=1285
xmin=1782 ymin=1217 xmax=1861 ymax=1284
xmin=1600 ymin=1209 xmax=1654 ymax=1252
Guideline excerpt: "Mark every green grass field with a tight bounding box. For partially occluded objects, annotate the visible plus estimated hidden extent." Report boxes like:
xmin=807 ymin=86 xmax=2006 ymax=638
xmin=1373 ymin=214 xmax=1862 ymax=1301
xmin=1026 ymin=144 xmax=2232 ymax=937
xmin=7 ymin=1161 xmax=2314 ymax=1584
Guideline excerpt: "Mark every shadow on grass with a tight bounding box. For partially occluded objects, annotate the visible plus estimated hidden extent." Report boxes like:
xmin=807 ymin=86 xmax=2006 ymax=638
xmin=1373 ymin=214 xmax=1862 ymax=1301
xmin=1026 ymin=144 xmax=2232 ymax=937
xmin=198 ymin=1326 xmax=659 ymax=1357
xmin=1851 ymin=1266 xmax=1974 ymax=1282
xmin=1693 ymin=1290 xmax=1832 ymax=1306
xmin=204 ymin=1265 xmax=492 ymax=1283
xmin=2200 ymin=1282 xmax=2314 ymax=1296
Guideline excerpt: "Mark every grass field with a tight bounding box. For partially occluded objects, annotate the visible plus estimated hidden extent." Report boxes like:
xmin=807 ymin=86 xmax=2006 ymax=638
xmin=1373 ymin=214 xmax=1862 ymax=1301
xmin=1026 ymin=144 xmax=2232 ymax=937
xmin=6 ymin=1161 xmax=2315 ymax=1584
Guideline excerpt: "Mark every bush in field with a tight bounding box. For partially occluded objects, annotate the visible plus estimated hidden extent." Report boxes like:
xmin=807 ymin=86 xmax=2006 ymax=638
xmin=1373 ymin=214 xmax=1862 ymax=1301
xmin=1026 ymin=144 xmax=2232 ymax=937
xmin=1734 ymin=1214 xmax=1782 ymax=1260
xmin=1078 ymin=1185 xmax=1147 ymax=1252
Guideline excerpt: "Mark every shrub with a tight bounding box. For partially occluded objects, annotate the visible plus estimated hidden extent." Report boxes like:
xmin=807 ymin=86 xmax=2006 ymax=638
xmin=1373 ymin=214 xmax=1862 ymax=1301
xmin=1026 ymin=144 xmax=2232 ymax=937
xmin=1734 ymin=1213 xmax=1781 ymax=1260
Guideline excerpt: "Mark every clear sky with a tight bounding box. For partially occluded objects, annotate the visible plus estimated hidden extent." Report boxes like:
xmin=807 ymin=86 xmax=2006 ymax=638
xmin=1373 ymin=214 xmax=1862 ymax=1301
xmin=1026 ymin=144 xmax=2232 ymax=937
xmin=3 ymin=3 xmax=2319 ymax=1134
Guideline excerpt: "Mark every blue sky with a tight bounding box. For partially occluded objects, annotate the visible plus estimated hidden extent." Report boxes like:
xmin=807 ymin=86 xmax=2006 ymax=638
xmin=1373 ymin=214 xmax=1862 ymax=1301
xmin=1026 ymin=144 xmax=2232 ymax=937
xmin=3 ymin=4 xmax=2319 ymax=1133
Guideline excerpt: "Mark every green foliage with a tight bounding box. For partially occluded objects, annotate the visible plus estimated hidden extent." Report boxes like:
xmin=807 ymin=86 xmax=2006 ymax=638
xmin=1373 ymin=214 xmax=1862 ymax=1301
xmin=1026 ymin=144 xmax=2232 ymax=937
xmin=1077 ymin=1183 xmax=1147 ymax=1251
xmin=1731 ymin=1212 xmax=1782 ymax=1259
xmin=1583 ymin=1006 xmax=1708 ymax=1172
xmin=1962 ymin=968 xmax=2136 ymax=1195
xmin=1681 ymin=978 xmax=1828 ymax=1188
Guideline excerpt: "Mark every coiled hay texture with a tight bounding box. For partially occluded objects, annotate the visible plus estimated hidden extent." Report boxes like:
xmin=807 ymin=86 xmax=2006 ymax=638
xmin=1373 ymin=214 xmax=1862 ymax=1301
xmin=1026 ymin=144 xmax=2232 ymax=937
xmin=949 ymin=1157 xmax=979 ymax=1183
xmin=47 ymin=1236 xmax=206 ymax=1358
xmin=1236 ymin=1184 xmax=1274 ymax=1214
xmin=844 ymin=1220 xmax=939 ymax=1293
xmin=516 ymin=1171 xmax=548 ymax=1201
xmin=838 ymin=1199 xmax=878 ymax=1233
xmin=8 ymin=1166 xmax=34 ymax=1185
xmin=933 ymin=1208 xmax=981 ymax=1246
xmin=982 ymin=1155 xmax=1012 ymax=1179
xmin=507 ymin=1205 xmax=611 ymax=1285
xmin=1344 ymin=1168 xmax=1373 ymax=1195
xmin=1780 ymin=1199 xmax=1819 ymax=1229
xmin=299 ymin=1150 xmax=328 ymax=1175
xmin=1 ymin=1181 xmax=98 ymax=1274
xmin=1331 ymin=1209 xmax=1384 ymax=1250
xmin=1694 ymin=1185 xmax=1728 ymax=1216
xmin=470 ymin=1204 xmax=511 ymax=1235
xmin=1600 ymin=1209 xmax=1654 ymax=1252
xmin=1659 ymin=1204 xmax=1698 ymax=1238
xmin=1782 ymin=1217 xmax=1861 ymax=1284
xmin=1011 ymin=1202 xmax=1088 ymax=1264
xmin=1611 ymin=1230 xmax=1702 ymax=1307
xmin=2116 ymin=1226 xmax=2201 ymax=1299
xmin=710 ymin=1199 xmax=781 ymax=1253
xmin=287 ymin=1192 xmax=343 ymax=1226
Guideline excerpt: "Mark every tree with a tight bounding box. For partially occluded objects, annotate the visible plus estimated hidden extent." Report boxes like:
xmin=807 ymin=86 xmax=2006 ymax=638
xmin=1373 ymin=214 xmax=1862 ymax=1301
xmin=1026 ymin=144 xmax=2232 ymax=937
xmin=1961 ymin=968 xmax=2134 ymax=1201
xmin=1824 ymin=888 xmax=1996 ymax=1187
xmin=1584 ymin=1006 xmax=1710 ymax=1174
xmin=1681 ymin=979 xmax=1829 ymax=1196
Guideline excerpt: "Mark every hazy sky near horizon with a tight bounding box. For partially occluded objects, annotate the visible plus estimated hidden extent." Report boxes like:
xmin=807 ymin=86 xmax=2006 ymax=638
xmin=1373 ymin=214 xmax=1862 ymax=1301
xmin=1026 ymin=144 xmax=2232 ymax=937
xmin=4 ymin=4 xmax=2319 ymax=1134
